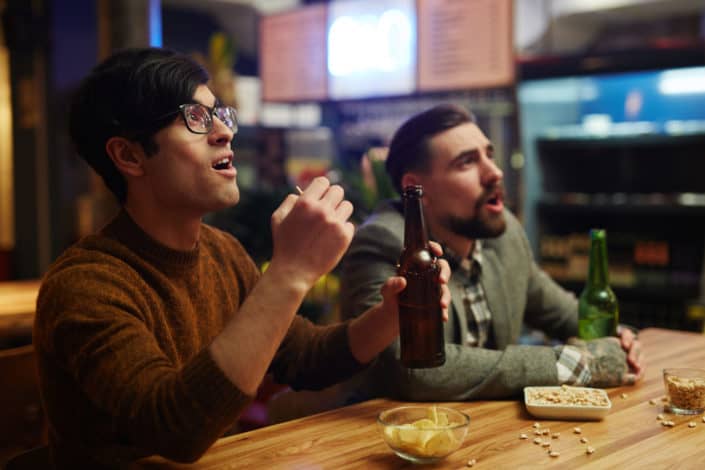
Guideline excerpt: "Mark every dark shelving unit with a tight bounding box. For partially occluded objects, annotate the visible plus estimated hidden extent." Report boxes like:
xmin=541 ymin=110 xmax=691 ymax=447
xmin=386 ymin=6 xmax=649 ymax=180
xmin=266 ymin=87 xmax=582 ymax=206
xmin=535 ymin=133 xmax=705 ymax=332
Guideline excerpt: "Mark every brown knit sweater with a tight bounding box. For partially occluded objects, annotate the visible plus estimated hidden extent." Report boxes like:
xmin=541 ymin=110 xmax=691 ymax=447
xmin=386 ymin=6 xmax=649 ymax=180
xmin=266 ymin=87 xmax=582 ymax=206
xmin=34 ymin=210 xmax=363 ymax=468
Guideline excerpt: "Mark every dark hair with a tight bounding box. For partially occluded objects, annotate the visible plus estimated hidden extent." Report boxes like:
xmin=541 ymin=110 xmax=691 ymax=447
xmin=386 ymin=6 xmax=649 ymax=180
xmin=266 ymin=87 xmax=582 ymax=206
xmin=385 ymin=104 xmax=476 ymax=194
xmin=69 ymin=47 xmax=210 ymax=203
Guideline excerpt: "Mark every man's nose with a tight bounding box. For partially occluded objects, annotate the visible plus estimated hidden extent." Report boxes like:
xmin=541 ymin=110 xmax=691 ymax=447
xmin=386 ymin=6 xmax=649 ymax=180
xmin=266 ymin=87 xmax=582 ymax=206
xmin=209 ymin=116 xmax=234 ymax=145
xmin=481 ymin=155 xmax=503 ymax=184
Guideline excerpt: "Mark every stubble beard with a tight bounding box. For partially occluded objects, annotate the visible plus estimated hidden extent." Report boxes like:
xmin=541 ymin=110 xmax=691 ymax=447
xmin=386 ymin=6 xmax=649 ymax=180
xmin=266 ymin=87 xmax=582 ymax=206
xmin=444 ymin=197 xmax=507 ymax=240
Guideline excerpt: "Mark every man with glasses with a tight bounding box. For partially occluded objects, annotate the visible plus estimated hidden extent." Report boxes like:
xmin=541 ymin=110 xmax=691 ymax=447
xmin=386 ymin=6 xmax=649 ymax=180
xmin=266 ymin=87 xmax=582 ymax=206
xmin=33 ymin=47 xmax=450 ymax=468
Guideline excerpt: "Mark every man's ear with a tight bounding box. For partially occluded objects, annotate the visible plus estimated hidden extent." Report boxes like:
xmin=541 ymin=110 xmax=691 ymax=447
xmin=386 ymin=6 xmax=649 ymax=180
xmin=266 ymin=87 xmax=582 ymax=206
xmin=105 ymin=136 xmax=145 ymax=177
xmin=400 ymin=172 xmax=422 ymax=191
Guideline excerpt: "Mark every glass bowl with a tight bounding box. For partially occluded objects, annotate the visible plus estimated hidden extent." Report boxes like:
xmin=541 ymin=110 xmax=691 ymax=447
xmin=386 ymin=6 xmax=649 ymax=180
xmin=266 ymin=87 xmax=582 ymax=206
xmin=377 ymin=405 xmax=470 ymax=464
xmin=663 ymin=368 xmax=705 ymax=415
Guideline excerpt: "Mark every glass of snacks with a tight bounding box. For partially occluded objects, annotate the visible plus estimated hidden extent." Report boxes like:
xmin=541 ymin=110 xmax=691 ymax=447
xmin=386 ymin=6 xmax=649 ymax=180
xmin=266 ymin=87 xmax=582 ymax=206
xmin=377 ymin=405 xmax=469 ymax=464
xmin=663 ymin=368 xmax=705 ymax=415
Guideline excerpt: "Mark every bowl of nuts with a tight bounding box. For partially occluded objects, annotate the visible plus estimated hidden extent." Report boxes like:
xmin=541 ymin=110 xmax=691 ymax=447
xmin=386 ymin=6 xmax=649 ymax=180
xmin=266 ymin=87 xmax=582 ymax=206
xmin=377 ymin=405 xmax=469 ymax=464
xmin=524 ymin=385 xmax=612 ymax=420
xmin=663 ymin=368 xmax=705 ymax=415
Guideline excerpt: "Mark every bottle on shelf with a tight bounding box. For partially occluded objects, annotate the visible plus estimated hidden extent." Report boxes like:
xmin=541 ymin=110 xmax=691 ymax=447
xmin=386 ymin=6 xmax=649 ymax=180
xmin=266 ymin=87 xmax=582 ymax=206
xmin=578 ymin=228 xmax=619 ymax=339
xmin=397 ymin=185 xmax=445 ymax=368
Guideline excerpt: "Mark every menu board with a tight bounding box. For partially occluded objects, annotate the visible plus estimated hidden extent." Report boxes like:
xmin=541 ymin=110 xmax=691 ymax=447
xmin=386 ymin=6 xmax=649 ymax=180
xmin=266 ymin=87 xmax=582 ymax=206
xmin=417 ymin=0 xmax=514 ymax=92
xmin=260 ymin=4 xmax=327 ymax=102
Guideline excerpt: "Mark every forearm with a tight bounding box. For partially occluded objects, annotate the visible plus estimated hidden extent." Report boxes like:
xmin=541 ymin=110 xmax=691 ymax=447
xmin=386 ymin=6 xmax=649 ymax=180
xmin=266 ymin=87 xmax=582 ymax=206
xmin=210 ymin=263 xmax=309 ymax=395
xmin=365 ymin=343 xmax=558 ymax=401
xmin=348 ymin=301 xmax=399 ymax=364
xmin=269 ymin=317 xmax=365 ymax=390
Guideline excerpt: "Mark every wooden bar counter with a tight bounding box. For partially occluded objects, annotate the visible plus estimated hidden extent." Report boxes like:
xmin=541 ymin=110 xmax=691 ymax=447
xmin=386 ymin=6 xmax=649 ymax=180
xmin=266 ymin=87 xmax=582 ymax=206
xmin=138 ymin=327 xmax=705 ymax=469
xmin=0 ymin=279 xmax=41 ymax=333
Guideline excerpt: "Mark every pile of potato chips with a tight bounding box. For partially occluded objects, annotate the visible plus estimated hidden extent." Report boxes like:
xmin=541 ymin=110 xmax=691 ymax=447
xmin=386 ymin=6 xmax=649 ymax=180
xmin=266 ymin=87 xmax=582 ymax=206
xmin=382 ymin=406 xmax=461 ymax=457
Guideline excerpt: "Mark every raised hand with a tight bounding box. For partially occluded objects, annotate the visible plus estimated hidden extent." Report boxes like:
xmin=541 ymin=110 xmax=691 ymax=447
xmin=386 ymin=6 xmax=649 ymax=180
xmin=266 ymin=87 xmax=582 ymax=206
xmin=269 ymin=177 xmax=355 ymax=293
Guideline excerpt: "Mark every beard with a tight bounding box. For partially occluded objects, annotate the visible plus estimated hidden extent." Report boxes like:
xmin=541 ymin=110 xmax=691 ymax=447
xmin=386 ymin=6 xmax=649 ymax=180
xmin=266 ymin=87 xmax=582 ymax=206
xmin=445 ymin=212 xmax=506 ymax=239
xmin=442 ymin=189 xmax=507 ymax=240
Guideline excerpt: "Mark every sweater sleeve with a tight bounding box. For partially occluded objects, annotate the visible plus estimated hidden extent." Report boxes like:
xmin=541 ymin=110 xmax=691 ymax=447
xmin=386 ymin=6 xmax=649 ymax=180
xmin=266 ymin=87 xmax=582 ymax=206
xmin=35 ymin=264 xmax=254 ymax=464
xmin=268 ymin=316 xmax=365 ymax=390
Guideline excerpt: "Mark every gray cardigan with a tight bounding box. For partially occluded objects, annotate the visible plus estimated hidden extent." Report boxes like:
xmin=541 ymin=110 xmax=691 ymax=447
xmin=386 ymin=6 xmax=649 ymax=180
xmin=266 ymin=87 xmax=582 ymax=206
xmin=340 ymin=201 xmax=578 ymax=400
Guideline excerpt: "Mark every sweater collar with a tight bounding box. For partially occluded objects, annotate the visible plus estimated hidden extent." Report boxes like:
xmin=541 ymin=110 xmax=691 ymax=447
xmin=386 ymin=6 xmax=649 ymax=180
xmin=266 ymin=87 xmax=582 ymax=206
xmin=102 ymin=209 xmax=200 ymax=271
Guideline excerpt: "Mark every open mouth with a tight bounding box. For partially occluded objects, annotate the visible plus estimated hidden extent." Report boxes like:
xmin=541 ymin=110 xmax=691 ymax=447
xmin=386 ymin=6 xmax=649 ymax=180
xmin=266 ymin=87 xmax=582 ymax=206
xmin=212 ymin=156 xmax=232 ymax=170
xmin=483 ymin=190 xmax=504 ymax=212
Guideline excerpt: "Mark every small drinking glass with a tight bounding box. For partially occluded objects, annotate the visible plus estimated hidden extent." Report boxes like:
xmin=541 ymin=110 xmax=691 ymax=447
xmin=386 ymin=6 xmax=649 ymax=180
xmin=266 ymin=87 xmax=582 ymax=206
xmin=663 ymin=368 xmax=705 ymax=415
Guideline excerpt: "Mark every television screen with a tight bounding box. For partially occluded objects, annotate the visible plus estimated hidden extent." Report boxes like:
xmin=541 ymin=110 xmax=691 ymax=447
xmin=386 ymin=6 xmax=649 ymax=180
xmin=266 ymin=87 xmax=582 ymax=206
xmin=327 ymin=0 xmax=416 ymax=100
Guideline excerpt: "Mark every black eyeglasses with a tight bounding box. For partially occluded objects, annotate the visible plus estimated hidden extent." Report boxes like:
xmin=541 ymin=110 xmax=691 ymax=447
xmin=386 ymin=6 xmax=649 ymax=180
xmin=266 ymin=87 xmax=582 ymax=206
xmin=156 ymin=103 xmax=238 ymax=135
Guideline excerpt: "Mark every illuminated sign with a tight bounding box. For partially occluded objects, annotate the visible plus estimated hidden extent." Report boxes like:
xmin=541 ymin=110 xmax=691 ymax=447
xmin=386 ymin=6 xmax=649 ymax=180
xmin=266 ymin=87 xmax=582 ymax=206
xmin=327 ymin=0 xmax=416 ymax=99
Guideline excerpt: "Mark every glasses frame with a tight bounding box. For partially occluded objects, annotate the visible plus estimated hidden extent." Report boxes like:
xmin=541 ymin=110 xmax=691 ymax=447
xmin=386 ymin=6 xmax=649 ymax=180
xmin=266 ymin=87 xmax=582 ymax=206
xmin=153 ymin=102 xmax=239 ymax=135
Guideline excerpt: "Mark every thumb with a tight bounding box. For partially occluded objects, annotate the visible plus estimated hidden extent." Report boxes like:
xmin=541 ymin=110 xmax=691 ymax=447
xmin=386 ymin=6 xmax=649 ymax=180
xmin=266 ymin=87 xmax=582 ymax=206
xmin=380 ymin=276 xmax=406 ymax=304
xmin=271 ymin=193 xmax=298 ymax=233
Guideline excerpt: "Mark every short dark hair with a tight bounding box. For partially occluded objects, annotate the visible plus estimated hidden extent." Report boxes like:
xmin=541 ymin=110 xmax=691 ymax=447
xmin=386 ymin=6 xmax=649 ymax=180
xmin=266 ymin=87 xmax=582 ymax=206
xmin=69 ymin=47 xmax=210 ymax=203
xmin=385 ymin=104 xmax=476 ymax=194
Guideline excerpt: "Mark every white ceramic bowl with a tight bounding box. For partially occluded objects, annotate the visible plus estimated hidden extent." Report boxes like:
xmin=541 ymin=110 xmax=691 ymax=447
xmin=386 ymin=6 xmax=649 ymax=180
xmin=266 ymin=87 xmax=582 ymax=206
xmin=524 ymin=386 xmax=612 ymax=421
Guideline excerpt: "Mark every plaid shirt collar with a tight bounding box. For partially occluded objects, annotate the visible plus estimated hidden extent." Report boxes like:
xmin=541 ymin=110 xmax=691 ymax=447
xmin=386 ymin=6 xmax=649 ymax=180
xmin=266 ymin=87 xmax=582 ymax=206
xmin=443 ymin=240 xmax=483 ymax=281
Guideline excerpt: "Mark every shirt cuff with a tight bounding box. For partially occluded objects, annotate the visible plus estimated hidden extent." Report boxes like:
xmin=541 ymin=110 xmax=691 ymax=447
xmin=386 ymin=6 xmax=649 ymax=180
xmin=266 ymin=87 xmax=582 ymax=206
xmin=553 ymin=345 xmax=592 ymax=386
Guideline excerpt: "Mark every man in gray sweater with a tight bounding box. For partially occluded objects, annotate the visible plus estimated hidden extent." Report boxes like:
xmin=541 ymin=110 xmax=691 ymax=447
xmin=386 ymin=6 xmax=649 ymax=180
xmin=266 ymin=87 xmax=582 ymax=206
xmin=340 ymin=104 xmax=644 ymax=401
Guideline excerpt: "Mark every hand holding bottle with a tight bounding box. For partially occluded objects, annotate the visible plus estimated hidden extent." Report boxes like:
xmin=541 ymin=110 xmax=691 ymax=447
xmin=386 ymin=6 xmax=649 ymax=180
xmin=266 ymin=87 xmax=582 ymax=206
xmin=347 ymin=240 xmax=451 ymax=365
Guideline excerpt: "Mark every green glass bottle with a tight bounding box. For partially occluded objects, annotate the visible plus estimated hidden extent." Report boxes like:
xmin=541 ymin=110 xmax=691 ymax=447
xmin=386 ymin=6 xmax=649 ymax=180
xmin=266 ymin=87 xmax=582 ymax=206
xmin=578 ymin=229 xmax=619 ymax=339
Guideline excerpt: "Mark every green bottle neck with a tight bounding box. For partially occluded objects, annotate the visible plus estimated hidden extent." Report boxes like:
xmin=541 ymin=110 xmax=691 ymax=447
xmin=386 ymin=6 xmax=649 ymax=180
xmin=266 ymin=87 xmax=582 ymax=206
xmin=587 ymin=234 xmax=610 ymax=288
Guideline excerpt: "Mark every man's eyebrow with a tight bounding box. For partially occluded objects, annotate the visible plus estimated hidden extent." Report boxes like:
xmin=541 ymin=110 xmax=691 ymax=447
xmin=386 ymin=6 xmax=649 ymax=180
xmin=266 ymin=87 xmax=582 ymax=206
xmin=449 ymin=143 xmax=494 ymax=164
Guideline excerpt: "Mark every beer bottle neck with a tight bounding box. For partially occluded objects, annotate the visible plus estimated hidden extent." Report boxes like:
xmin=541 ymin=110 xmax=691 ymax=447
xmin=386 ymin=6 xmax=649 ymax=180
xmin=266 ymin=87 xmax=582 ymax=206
xmin=403 ymin=193 xmax=429 ymax=249
xmin=587 ymin=233 xmax=610 ymax=288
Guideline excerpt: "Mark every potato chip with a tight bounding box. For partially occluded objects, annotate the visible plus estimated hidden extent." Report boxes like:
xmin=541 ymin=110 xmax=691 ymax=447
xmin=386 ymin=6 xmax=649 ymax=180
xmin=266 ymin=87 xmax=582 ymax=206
xmin=427 ymin=405 xmax=439 ymax=423
xmin=412 ymin=418 xmax=436 ymax=429
xmin=424 ymin=429 xmax=456 ymax=454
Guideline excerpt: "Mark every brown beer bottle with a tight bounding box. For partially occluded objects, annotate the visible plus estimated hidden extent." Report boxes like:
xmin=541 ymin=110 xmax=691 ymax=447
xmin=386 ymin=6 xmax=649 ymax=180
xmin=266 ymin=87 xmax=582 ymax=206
xmin=397 ymin=185 xmax=445 ymax=368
